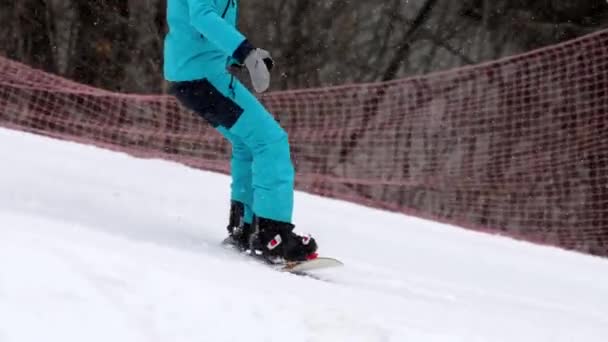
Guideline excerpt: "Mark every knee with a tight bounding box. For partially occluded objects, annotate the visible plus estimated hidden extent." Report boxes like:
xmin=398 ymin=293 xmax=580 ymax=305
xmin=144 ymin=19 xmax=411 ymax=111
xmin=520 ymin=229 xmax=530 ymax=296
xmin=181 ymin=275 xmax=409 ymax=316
xmin=265 ymin=126 xmax=289 ymax=154
xmin=266 ymin=132 xmax=295 ymax=181
xmin=232 ymin=141 xmax=252 ymax=162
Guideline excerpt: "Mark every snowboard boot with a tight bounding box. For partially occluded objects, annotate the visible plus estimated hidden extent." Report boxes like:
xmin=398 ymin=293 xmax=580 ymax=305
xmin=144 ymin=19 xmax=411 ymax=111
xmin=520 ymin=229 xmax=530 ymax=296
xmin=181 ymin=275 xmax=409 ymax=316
xmin=252 ymin=216 xmax=318 ymax=263
xmin=222 ymin=201 xmax=253 ymax=251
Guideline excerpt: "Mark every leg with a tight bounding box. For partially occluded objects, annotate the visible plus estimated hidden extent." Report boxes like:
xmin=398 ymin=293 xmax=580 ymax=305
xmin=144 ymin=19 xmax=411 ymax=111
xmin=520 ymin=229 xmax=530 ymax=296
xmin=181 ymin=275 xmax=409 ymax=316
xmin=170 ymin=74 xmax=315 ymax=260
xmin=169 ymin=78 xmax=255 ymax=225
xmin=216 ymin=127 xmax=253 ymax=224
xmin=206 ymin=73 xmax=295 ymax=223
xmin=205 ymin=74 xmax=315 ymax=261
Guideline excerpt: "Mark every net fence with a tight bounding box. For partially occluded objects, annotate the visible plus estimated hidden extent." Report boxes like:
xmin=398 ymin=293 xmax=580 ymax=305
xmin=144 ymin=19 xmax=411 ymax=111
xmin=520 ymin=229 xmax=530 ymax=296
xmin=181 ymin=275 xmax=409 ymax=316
xmin=1 ymin=30 xmax=607 ymax=256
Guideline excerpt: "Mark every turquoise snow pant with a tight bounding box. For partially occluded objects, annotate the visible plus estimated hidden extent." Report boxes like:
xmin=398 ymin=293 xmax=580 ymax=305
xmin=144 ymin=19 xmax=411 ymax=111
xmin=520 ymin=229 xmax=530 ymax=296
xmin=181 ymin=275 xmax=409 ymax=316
xmin=170 ymin=71 xmax=295 ymax=224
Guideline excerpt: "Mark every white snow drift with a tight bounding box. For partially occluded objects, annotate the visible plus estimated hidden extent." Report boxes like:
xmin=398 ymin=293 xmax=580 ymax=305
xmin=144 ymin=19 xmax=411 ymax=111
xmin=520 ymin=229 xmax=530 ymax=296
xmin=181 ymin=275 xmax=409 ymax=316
xmin=0 ymin=127 xmax=607 ymax=342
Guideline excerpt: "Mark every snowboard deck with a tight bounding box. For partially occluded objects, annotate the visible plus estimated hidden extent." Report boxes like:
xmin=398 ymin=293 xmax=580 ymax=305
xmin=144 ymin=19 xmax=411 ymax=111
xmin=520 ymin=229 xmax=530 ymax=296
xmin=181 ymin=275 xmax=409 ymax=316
xmin=277 ymin=257 xmax=344 ymax=273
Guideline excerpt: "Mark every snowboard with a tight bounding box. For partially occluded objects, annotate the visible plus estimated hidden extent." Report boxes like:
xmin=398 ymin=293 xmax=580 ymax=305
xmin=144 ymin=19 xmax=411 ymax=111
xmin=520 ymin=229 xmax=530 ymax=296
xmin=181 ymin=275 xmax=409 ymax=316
xmin=222 ymin=238 xmax=343 ymax=274
xmin=277 ymin=256 xmax=344 ymax=273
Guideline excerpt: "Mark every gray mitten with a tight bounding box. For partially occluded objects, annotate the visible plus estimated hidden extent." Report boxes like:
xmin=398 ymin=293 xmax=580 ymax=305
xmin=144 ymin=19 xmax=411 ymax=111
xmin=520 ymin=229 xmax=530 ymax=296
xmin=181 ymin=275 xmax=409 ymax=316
xmin=244 ymin=48 xmax=273 ymax=93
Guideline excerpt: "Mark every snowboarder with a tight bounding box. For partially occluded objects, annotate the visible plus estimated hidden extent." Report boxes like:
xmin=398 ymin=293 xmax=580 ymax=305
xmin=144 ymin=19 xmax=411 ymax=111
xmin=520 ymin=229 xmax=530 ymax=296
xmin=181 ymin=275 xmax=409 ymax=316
xmin=163 ymin=0 xmax=318 ymax=262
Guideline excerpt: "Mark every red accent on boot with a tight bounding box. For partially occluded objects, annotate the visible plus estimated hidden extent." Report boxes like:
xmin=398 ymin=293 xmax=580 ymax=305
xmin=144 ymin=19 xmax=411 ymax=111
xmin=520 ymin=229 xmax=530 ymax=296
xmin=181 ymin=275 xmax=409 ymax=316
xmin=267 ymin=234 xmax=282 ymax=250
xmin=307 ymin=253 xmax=319 ymax=260
xmin=302 ymin=235 xmax=311 ymax=245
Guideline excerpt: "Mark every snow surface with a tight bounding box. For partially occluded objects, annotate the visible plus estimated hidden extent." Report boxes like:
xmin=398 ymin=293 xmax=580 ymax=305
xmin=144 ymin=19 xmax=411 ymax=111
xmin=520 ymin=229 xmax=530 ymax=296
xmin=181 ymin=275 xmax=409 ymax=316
xmin=0 ymin=127 xmax=607 ymax=342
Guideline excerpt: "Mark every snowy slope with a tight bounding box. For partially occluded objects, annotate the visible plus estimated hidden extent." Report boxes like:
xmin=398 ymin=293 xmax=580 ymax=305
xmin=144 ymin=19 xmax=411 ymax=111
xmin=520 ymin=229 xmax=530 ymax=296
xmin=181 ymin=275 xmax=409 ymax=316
xmin=0 ymin=127 xmax=607 ymax=342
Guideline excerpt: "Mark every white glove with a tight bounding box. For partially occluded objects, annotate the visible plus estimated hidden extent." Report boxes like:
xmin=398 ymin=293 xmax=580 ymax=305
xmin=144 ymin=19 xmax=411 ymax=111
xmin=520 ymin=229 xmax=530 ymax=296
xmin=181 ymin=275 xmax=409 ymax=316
xmin=244 ymin=48 xmax=273 ymax=93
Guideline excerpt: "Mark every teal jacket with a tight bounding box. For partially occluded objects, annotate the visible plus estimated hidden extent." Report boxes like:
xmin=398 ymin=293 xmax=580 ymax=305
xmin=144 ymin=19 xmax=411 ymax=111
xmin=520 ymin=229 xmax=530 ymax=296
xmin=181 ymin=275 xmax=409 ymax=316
xmin=164 ymin=0 xmax=254 ymax=81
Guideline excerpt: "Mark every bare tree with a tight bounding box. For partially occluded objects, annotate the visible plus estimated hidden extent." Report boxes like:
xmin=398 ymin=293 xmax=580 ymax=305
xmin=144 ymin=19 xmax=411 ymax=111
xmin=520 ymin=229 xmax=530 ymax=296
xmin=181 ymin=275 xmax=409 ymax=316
xmin=0 ymin=0 xmax=56 ymax=72
xmin=1 ymin=0 xmax=607 ymax=93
